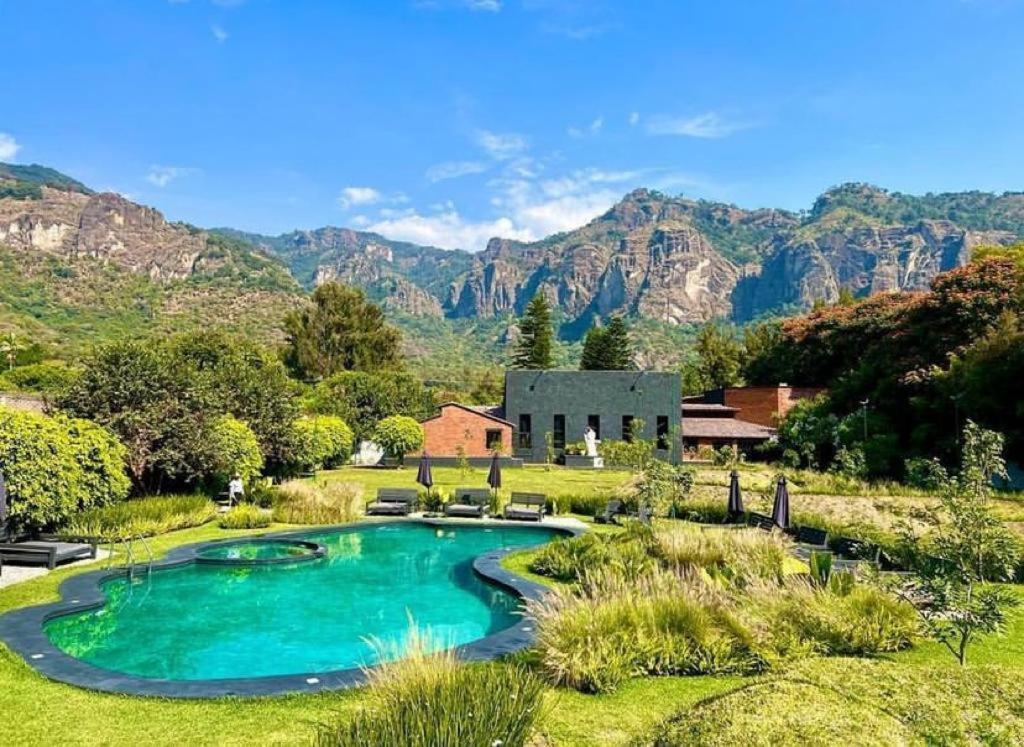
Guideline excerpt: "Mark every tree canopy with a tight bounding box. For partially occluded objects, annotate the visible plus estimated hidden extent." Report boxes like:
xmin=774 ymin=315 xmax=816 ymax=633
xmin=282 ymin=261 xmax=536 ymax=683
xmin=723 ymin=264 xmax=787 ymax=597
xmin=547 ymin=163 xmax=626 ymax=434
xmin=284 ymin=282 xmax=403 ymax=380
xmin=580 ymin=316 xmax=634 ymax=370
xmin=513 ymin=294 xmax=555 ymax=370
xmin=680 ymin=322 xmax=744 ymax=395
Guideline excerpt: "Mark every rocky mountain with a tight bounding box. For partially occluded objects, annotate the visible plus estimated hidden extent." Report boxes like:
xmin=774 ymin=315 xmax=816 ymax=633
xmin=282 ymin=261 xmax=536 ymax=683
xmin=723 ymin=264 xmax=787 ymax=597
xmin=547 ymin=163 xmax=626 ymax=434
xmin=0 ymin=164 xmax=302 ymax=355
xmin=3 ymin=162 xmax=1022 ymax=366
xmin=238 ymin=185 xmax=1019 ymax=330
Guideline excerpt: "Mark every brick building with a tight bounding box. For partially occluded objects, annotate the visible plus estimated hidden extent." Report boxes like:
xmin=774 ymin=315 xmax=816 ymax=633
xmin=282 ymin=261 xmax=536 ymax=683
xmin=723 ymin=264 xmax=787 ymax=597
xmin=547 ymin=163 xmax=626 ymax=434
xmin=415 ymin=402 xmax=515 ymax=466
xmin=704 ymin=385 xmax=825 ymax=428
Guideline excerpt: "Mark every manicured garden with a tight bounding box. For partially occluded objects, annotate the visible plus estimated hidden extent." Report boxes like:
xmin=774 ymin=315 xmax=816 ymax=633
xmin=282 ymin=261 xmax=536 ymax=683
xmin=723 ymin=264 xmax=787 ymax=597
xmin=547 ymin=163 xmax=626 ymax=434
xmin=2 ymin=450 xmax=1024 ymax=745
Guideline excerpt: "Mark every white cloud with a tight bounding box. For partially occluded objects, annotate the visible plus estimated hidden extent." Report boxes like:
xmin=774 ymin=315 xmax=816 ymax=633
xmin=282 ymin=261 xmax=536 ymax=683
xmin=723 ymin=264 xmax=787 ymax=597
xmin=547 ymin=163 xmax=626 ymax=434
xmin=629 ymin=111 xmax=640 ymax=126
xmin=646 ymin=112 xmax=750 ymax=139
xmin=367 ymin=208 xmax=532 ymax=251
xmin=338 ymin=186 xmax=384 ymax=210
xmin=146 ymin=165 xmax=197 ymax=187
xmin=476 ymin=129 xmax=528 ymax=159
xmin=567 ymin=116 xmax=604 ymax=139
xmin=211 ymin=25 xmax=228 ymax=42
xmin=425 ymin=160 xmax=488 ymax=183
xmin=0 ymin=133 xmax=21 ymax=160
xmin=465 ymin=0 xmax=501 ymax=10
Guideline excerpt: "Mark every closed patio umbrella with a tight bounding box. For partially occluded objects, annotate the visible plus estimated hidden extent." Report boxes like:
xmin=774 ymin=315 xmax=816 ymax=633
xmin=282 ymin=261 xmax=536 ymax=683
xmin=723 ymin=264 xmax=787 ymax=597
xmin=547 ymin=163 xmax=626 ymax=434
xmin=487 ymin=452 xmax=502 ymax=491
xmin=771 ymin=475 xmax=791 ymax=530
xmin=727 ymin=470 xmax=744 ymax=521
xmin=416 ymin=452 xmax=434 ymax=490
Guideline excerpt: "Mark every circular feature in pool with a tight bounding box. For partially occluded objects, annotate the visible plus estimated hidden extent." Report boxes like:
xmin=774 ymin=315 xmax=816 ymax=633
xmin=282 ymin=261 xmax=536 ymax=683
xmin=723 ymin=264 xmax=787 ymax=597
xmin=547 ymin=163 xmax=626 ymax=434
xmin=40 ymin=522 xmax=561 ymax=685
xmin=195 ymin=539 xmax=324 ymax=565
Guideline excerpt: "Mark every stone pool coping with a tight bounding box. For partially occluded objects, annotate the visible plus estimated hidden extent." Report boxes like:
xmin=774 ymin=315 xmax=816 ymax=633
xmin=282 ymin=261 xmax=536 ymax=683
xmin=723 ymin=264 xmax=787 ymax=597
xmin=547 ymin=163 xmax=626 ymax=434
xmin=0 ymin=518 xmax=583 ymax=699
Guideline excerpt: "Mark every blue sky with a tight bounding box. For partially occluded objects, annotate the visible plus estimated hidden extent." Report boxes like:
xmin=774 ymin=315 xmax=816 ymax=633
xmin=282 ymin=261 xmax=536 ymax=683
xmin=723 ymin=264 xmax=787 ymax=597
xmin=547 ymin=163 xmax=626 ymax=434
xmin=2 ymin=0 xmax=1024 ymax=250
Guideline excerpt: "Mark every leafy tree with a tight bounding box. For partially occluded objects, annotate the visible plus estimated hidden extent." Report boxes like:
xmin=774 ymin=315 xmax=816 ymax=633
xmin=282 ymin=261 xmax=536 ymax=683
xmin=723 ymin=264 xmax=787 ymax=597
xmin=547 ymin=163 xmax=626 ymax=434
xmin=896 ymin=422 xmax=1020 ymax=666
xmin=0 ymin=332 xmax=24 ymax=371
xmin=0 ymin=409 xmax=129 ymax=533
xmin=580 ymin=316 xmax=634 ymax=370
xmin=290 ymin=415 xmax=354 ymax=470
xmin=513 ymin=294 xmax=554 ymax=370
xmin=210 ymin=415 xmax=264 ymax=484
xmin=306 ymin=370 xmax=435 ymax=443
xmin=60 ymin=332 xmax=297 ymax=491
xmin=680 ymin=322 xmax=744 ymax=395
xmin=372 ymin=415 xmax=424 ymax=465
xmin=284 ymin=282 xmax=403 ymax=380
xmin=469 ymin=368 xmax=504 ymax=404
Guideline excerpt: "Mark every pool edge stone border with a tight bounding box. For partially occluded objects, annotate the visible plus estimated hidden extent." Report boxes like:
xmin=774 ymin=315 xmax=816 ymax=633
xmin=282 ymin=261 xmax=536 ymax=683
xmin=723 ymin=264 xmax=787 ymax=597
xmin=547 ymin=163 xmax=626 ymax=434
xmin=0 ymin=518 xmax=582 ymax=699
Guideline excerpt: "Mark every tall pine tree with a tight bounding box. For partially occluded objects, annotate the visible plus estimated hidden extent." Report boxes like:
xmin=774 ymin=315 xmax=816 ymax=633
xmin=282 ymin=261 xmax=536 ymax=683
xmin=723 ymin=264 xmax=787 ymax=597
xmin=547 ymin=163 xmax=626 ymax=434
xmin=513 ymin=294 xmax=554 ymax=369
xmin=580 ymin=315 xmax=634 ymax=370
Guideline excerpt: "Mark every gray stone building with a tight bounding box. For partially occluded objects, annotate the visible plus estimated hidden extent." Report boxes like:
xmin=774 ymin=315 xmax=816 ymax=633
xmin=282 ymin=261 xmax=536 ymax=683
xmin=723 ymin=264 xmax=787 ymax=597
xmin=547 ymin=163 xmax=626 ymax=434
xmin=503 ymin=370 xmax=682 ymax=465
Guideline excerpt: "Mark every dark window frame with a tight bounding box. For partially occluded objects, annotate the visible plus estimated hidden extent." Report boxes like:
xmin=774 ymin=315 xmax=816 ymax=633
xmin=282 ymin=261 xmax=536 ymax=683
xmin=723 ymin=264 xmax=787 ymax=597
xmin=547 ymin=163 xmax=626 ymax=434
xmin=587 ymin=414 xmax=601 ymax=440
xmin=622 ymin=415 xmax=635 ymax=443
xmin=553 ymin=414 xmax=566 ymax=450
xmin=517 ymin=414 xmax=532 ymax=449
xmin=656 ymin=415 xmax=669 ymax=450
xmin=485 ymin=429 xmax=504 ymax=451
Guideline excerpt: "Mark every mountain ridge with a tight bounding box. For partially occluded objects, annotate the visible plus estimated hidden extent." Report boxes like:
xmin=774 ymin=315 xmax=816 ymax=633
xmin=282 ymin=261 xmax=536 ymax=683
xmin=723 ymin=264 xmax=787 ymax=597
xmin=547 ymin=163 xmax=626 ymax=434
xmin=1 ymin=162 xmax=1021 ymax=369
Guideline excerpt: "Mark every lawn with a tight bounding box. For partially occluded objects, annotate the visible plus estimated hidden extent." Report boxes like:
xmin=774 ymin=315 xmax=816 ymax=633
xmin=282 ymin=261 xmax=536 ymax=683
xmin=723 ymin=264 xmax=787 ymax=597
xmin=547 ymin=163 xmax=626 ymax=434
xmin=2 ymin=466 xmax=1023 ymax=746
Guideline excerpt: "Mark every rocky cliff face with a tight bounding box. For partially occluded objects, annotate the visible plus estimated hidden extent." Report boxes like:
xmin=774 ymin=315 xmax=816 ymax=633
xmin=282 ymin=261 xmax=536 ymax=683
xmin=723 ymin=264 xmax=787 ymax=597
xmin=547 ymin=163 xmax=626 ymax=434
xmin=5 ymin=164 xmax=1021 ymax=337
xmin=0 ymin=187 xmax=209 ymax=280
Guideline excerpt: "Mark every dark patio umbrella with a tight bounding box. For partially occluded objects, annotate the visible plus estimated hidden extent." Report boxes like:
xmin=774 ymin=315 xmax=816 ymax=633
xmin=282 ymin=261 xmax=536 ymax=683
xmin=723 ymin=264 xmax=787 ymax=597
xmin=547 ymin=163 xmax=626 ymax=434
xmin=771 ymin=475 xmax=791 ymax=530
xmin=727 ymin=470 xmax=744 ymax=521
xmin=487 ymin=453 xmax=503 ymax=490
xmin=416 ymin=452 xmax=434 ymax=490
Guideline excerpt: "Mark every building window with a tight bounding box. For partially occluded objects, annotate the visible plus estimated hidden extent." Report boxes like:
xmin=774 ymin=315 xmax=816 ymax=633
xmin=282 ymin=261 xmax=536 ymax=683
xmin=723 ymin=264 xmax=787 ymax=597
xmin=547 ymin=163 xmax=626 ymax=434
xmin=656 ymin=415 xmax=669 ymax=450
xmin=553 ymin=414 xmax=566 ymax=449
xmin=587 ymin=414 xmax=601 ymax=440
xmin=622 ymin=415 xmax=635 ymax=442
xmin=517 ymin=414 xmax=532 ymax=449
xmin=485 ymin=429 xmax=503 ymax=451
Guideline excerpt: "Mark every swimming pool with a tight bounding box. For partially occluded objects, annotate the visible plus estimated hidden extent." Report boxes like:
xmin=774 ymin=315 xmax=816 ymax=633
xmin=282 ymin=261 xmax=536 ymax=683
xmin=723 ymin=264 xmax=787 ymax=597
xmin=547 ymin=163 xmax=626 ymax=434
xmin=1 ymin=521 xmax=568 ymax=697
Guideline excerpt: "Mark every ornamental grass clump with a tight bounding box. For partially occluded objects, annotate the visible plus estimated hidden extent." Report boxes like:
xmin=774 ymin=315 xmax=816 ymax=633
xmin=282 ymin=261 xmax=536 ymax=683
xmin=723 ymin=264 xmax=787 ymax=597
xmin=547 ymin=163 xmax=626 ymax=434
xmin=744 ymin=578 xmax=919 ymax=656
xmin=528 ymin=526 xmax=656 ymax=583
xmin=60 ymin=495 xmax=216 ymax=541
xmin=528 ymin=569 xmax=767 ymax=693
xmin=315 ymin=629 xmax=544 ymax=747
xmin=218 ymin=503 xmax=271 ymax=529
xmin=653 ymin=525 xmax=789 ymax=585
xmin=271 ymin=480 xmax=362 ymax=524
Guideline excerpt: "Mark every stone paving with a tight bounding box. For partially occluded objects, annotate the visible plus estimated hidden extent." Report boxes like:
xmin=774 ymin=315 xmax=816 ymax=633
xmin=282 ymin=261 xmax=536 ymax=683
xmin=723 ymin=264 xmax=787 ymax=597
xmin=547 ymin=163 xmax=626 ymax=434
xmin=0 ymin=549 xmax=110 ymax=590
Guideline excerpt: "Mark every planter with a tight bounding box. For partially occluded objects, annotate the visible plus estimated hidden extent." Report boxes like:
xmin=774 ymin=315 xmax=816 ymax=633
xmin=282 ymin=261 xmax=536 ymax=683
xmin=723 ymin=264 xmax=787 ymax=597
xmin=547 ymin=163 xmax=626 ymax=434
xmin=564 ymin=454 xmax=604 ymax=469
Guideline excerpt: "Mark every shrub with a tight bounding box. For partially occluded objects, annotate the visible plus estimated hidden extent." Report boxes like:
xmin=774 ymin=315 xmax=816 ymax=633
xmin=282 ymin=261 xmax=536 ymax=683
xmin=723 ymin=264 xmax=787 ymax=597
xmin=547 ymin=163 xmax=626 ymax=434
xmin=0 ymin=362 xmax=79 ymax=394
xmin=0 ymin=408 xmax=129 ymax=534
xmin=746 ymin=579 xmax=918 ymax=656
xmin=529 ymin=569 xmax=766 ymax=693
xmin=654 ymin=525 xmax=789 ymax=586
xmin=599 ymin=438 xmax=654 ymax=471
xmin=60 ymin=495 xmax=216 ymax=541
xmin=291 ymin=415 xmax=354 ymax=470
xmin=372 ymin=415 xmax=424 ymax=464
xmin=904 ymin=456 xmax=948 ymax=490
xmin=669 ymin=497 xmax=730 ymax=524
xmin=315 ymin=630 xmax=544 ymax=747
xmin=218 ymin=503 xmax=271 ymax=529
xmin=272 ymin=480 xmax=363 ymax=524
xmin=210 ymin=414 xmax=264 ymax=484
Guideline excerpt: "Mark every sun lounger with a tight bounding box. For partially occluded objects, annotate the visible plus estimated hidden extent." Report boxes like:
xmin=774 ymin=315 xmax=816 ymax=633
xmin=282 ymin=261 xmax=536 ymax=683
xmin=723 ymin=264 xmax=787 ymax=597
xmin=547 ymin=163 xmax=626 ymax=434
xmin=746 ymin=512 xmax=776 ymax=532
xmin=0 ymin=538 xmax=97 ymax=570
xmin=504 ymin=492 xmax=546 ymax=522
xmin=365 ymin=488 xmax=418 ymax=516
xmin=793 ymin=525 xmax=828 ymax=547
xmin=594 ymin=499 xmax=624 ymax=525
xmin=444 ymin=488 xmax=490 ymax=518
xmin=831 ymin=536 xmax=881 ymax=565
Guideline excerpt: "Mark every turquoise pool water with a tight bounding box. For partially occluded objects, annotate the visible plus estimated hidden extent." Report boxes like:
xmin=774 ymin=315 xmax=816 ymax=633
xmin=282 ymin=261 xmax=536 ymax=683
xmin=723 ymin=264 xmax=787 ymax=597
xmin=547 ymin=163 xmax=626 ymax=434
xmin=44 ymin=523 xmax=556 ymax=681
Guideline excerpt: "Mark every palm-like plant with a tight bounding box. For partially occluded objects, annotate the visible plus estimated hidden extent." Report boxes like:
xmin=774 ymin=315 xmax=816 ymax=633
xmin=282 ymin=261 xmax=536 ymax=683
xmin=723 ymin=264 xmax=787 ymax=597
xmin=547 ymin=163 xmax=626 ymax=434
xmin=0 ymin=332 xmax=24 ymax=371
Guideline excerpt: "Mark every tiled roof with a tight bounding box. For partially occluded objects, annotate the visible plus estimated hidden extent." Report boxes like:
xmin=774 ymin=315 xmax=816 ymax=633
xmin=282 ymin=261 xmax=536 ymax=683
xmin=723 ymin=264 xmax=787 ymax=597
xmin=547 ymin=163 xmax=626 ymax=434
xmin=423 ymin=402 xmax=514 ymax=426
xmin=682 ymin=417 xmax=776 ymax=440
xmin=682 ymin=403 xmax=739 ymax=415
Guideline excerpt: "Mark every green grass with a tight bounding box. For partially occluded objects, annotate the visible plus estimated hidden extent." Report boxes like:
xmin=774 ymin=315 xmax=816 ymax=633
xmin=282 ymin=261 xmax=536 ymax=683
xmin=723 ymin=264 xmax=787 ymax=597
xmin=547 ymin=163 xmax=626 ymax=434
xmin=2 ymin=503 xmax=1023 ymax=745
